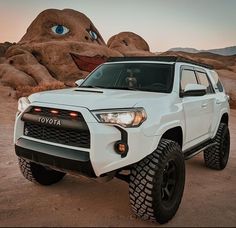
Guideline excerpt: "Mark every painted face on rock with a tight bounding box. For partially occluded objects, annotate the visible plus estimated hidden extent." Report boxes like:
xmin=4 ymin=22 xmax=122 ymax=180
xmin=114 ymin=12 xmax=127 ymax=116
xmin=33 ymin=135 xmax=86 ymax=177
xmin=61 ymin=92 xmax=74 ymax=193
xmin=1 ymin=9 xmax=122 ymax=88
xmin=20 ymin=9 xmax=105 ymax=45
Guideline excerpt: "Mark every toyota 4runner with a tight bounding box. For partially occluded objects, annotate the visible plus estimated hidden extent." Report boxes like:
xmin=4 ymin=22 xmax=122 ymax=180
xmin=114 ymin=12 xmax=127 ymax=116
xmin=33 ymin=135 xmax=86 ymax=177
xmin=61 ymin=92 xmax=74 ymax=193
xmin=14 ymin=56 xmax=230 ymax=224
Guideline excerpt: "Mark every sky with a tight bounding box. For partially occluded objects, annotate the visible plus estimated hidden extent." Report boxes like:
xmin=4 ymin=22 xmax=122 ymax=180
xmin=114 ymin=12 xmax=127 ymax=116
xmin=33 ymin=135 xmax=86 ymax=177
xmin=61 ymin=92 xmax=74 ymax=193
xmin=0 ymin=0 xmax=235 ymax=52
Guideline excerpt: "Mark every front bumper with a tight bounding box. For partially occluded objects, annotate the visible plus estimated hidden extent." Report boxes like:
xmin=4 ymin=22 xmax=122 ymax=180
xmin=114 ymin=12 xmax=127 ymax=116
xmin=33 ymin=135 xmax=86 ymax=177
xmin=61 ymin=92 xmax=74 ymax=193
xmin=15 ymin=138 xmax=96 ymax=177
xmin=14 ymin=103 xmax=160 ymax=177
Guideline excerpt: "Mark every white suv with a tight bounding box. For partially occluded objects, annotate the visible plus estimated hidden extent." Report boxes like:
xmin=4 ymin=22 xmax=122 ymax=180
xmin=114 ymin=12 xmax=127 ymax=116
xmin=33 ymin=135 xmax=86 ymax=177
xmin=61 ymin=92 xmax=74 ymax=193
xmin=14 ymin=56 xmax=230 ymax=224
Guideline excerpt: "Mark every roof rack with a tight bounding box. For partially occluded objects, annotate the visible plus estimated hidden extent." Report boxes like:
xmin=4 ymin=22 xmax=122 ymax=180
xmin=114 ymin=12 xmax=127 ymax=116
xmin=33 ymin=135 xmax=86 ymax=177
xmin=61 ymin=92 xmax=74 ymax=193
xmin=107 ymin=56 xmax=213 ymax=69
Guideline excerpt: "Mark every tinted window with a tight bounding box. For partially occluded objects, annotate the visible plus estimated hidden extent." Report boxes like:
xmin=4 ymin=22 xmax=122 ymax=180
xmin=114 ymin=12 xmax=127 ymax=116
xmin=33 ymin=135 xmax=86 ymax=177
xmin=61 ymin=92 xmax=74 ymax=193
xmin=181 ymin=70 xmax=198 ymax=91
xmin=82 ymin=63 xmax=174 ymax=93
xmin=196 ymin=71 xmax=214 ymax=94
xmin=210 ymin=70 xmax=224 ymax=92
xmin=217 ymin=80 xmax=224 ymax=92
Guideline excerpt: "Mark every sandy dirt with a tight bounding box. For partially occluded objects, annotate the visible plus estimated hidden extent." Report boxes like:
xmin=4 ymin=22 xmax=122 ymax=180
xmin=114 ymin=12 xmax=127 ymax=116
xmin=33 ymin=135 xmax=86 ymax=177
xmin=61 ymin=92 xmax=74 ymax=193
xmin=0 ymin=91 xmax=236 ymax=227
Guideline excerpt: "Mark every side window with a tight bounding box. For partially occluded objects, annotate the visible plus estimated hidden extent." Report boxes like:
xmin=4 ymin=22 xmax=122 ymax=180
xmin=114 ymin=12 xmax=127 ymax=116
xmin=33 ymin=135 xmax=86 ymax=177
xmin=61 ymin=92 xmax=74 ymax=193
xmin=210 ymin=70 xmax=224 ymax=92
xmin=217 ymin=80 xmax=224 ymax=92
xmin=181 ymin=70 xmax=198 ymax=91
xmin=196 ymin=71 xmax=214 ymax=94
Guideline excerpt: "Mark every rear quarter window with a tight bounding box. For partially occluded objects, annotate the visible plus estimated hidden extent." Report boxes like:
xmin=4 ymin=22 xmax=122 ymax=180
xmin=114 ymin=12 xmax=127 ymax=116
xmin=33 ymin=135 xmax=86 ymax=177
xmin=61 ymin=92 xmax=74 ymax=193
xmin=209 ymin=70 xmax=224 ymax=92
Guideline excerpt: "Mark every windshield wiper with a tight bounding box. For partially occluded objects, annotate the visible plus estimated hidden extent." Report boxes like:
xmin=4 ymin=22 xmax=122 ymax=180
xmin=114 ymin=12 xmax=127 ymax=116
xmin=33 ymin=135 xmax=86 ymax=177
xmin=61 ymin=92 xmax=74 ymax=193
xmin=102 ymin=86 xmax=140 ymax=91
xmin=79 ymin=85 xmax=104 ymax=89
xmin=80 ymin=86 xmax=140 ymax=91
xmin=80 ymin=85 xmax=166 ymax=93
xmin=138 ymin=88 xmax=167 ymax=93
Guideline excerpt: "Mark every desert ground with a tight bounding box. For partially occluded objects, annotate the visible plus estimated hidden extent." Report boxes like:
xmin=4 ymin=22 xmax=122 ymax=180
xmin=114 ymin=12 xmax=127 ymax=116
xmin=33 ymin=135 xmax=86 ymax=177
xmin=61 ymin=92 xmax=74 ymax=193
xmin=0 ymin=89 xmax=236 ymax=227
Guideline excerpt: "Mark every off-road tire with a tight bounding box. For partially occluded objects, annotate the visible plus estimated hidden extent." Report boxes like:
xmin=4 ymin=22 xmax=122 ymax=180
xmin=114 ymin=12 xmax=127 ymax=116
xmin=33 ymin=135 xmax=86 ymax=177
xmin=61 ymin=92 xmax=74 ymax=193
xmin=129 ymin=139 xmax=185 ymax=224
xmin=204 ymin=123 xmax=230 ymax=170
xmin=18 ymin=157 xmax=66 ymax=185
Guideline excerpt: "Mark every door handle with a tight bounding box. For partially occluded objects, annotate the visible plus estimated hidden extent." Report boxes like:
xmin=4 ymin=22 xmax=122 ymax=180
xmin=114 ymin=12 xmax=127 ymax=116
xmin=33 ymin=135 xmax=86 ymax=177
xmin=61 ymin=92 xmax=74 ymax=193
xmin=202 ymin=103 xmax=207 ymax=108
xmin=216 ymin=100 xmax=221 ymax=104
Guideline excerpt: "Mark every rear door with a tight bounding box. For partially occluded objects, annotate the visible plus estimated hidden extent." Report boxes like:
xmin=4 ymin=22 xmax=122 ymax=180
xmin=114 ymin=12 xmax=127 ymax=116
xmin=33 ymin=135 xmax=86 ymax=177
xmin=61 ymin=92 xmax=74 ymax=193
xmin=181 ymin=67 xmax=207 ymax=146
xmin=181 ymin=67 xmax=215 ymax=149
xmin=195 ymin=69 xmax=216 ymax=136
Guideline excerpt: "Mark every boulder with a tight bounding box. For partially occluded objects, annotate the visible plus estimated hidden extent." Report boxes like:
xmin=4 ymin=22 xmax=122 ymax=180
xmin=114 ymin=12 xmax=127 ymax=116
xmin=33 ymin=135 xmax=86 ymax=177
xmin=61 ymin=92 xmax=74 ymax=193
xmin=107 ymin=32 xmax=154 ymax=56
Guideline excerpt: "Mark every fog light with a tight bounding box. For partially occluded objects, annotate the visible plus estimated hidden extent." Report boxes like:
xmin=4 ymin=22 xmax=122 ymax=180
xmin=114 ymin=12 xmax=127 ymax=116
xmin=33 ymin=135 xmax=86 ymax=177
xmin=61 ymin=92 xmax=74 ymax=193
xmin=114 ymin=141 xmax=129 ymax=157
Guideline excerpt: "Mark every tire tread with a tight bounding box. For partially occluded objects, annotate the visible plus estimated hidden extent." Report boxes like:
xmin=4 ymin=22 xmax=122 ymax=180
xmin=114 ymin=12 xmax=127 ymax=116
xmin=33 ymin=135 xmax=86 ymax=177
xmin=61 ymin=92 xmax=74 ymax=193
xmin=129 ymin=139 xmax=185 ymax=223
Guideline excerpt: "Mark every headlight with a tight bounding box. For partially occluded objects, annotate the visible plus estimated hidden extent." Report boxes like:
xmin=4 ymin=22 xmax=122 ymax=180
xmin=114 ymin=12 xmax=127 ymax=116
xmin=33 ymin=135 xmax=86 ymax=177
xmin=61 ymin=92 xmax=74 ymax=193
xmin=92 ymin=108 xmax=147 ymax=128
xmin=18 ymin=97 xmax=30 ymax=113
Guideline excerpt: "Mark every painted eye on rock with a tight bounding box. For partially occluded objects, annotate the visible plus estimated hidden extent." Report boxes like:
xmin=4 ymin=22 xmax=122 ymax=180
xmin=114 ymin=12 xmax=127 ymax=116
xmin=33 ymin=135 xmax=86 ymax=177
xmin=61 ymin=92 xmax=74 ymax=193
xmin=51 ymin=25 xmax=69 ymax=35
xmin=89 ymin=30 xmax=98 ymax=40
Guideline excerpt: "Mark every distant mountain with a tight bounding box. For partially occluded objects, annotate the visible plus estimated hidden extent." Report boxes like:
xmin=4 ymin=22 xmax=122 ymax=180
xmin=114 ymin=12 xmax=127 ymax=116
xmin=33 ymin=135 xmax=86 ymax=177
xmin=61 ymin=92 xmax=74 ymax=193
xmin=169 ymin=46 xmax=236 ymax=56
xmin=168 ymin=47 xmax=199 ymax=54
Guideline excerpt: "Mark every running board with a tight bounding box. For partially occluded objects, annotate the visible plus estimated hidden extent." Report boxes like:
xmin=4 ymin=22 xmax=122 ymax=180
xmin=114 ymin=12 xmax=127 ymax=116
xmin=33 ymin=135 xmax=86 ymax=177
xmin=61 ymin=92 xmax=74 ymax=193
xmin=184 ymin=140 xmax=217 ymax=160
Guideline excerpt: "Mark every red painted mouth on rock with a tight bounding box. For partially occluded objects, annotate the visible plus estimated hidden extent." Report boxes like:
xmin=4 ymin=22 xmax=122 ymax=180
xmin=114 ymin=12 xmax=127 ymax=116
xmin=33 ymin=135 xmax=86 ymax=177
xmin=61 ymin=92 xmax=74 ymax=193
xmin=70 ymin=53 xmax=108 ymax=72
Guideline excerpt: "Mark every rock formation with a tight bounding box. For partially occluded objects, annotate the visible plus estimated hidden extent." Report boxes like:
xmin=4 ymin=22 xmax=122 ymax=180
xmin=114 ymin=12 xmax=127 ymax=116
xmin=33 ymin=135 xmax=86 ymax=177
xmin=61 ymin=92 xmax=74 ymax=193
xmin=0 ymin=42 xmax=13 ymax=57
xmin=0 ymin=9 xmax=122 ymax=89
xmin=0 ymin=9 xmax=154 ymax=91
xmin=107 ymin=32 xmax=154 ymax=56
xmin=0 ymin=8 xmax=235 ymax=108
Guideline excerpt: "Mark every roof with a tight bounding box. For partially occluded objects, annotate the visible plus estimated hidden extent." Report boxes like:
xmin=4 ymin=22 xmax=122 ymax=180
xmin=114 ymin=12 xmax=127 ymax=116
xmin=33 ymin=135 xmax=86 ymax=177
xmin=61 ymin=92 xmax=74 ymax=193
xmin=107 ymin=56 xmax=213 ymax=69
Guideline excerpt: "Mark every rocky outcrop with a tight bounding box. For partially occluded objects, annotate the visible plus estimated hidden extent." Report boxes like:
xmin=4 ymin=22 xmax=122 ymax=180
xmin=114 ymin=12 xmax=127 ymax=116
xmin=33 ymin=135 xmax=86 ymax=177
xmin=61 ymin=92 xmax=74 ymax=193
xmin=0 ymin=9 xmax=121 ymax=89
xmin=0 ymin=9 xmax=154 ymax=91
xmin=0 ymin=8 xmax=235 ymax=109
xmin=0 ymin=42 xmax=13 ymax=57
xmin=107 ymin=32 xmax=154 ymax=56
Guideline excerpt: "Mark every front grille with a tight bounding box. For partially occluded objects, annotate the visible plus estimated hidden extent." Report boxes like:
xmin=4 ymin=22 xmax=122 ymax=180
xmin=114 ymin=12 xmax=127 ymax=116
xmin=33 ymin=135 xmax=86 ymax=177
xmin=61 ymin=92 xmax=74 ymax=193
xmin=29 ymin=107 xmax=85 ymax=121
xmin=23 ymin=107 xmax=90 ymax=148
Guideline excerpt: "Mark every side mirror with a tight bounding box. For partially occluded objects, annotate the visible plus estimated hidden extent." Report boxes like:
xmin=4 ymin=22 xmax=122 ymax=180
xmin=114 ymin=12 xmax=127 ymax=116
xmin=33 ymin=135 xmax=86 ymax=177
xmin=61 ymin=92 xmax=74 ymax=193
xmin=226 ymin=94 xmax=230 ymax=101
xmin=183 ymin=84 xmax=207 ymax=97
xmin=75 ymin=79 xmax=84 ymax=87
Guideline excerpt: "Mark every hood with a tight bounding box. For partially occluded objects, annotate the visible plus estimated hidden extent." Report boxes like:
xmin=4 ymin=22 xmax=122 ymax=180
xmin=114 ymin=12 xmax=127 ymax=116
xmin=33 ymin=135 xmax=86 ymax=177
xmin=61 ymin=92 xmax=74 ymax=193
xmin=29 ymin=87 xmax=168 ymax=110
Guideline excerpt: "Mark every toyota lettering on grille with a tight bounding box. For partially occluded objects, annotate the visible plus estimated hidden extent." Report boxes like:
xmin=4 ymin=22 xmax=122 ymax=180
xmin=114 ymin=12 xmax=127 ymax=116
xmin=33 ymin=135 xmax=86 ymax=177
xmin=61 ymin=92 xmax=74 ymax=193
xmin=38 ymin=117 xmax=61 ymax=126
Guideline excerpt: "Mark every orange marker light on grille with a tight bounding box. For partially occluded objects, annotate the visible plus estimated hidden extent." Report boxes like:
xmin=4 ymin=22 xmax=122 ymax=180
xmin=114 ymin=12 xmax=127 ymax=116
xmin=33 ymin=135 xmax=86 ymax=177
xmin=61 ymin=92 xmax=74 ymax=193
xmin=69 ymin=112 xmax=78 ymax=117
xmin=34 ymin=107 xmax=41 ymax=112
xmin=50 ymin=110 xmax=59 ymax=114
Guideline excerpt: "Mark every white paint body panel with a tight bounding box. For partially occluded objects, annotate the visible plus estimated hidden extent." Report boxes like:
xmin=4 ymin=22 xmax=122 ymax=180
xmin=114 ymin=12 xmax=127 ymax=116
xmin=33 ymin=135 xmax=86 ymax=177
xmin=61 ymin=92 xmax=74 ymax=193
xmin=14 ymin=61 xmax=230 ymax=176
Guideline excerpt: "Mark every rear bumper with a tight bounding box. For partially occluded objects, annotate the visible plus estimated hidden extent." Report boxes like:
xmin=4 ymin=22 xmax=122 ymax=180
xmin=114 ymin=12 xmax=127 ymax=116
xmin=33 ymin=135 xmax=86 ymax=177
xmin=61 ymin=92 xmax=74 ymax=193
xmin=15 ymin=138 xmax=96 ymax=177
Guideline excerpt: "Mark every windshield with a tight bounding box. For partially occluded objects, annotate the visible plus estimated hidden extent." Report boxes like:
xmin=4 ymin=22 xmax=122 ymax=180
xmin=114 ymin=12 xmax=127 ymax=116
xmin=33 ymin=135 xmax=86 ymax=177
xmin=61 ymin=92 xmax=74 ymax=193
xmin=81 ymin=62 xmax=174 ymax=93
